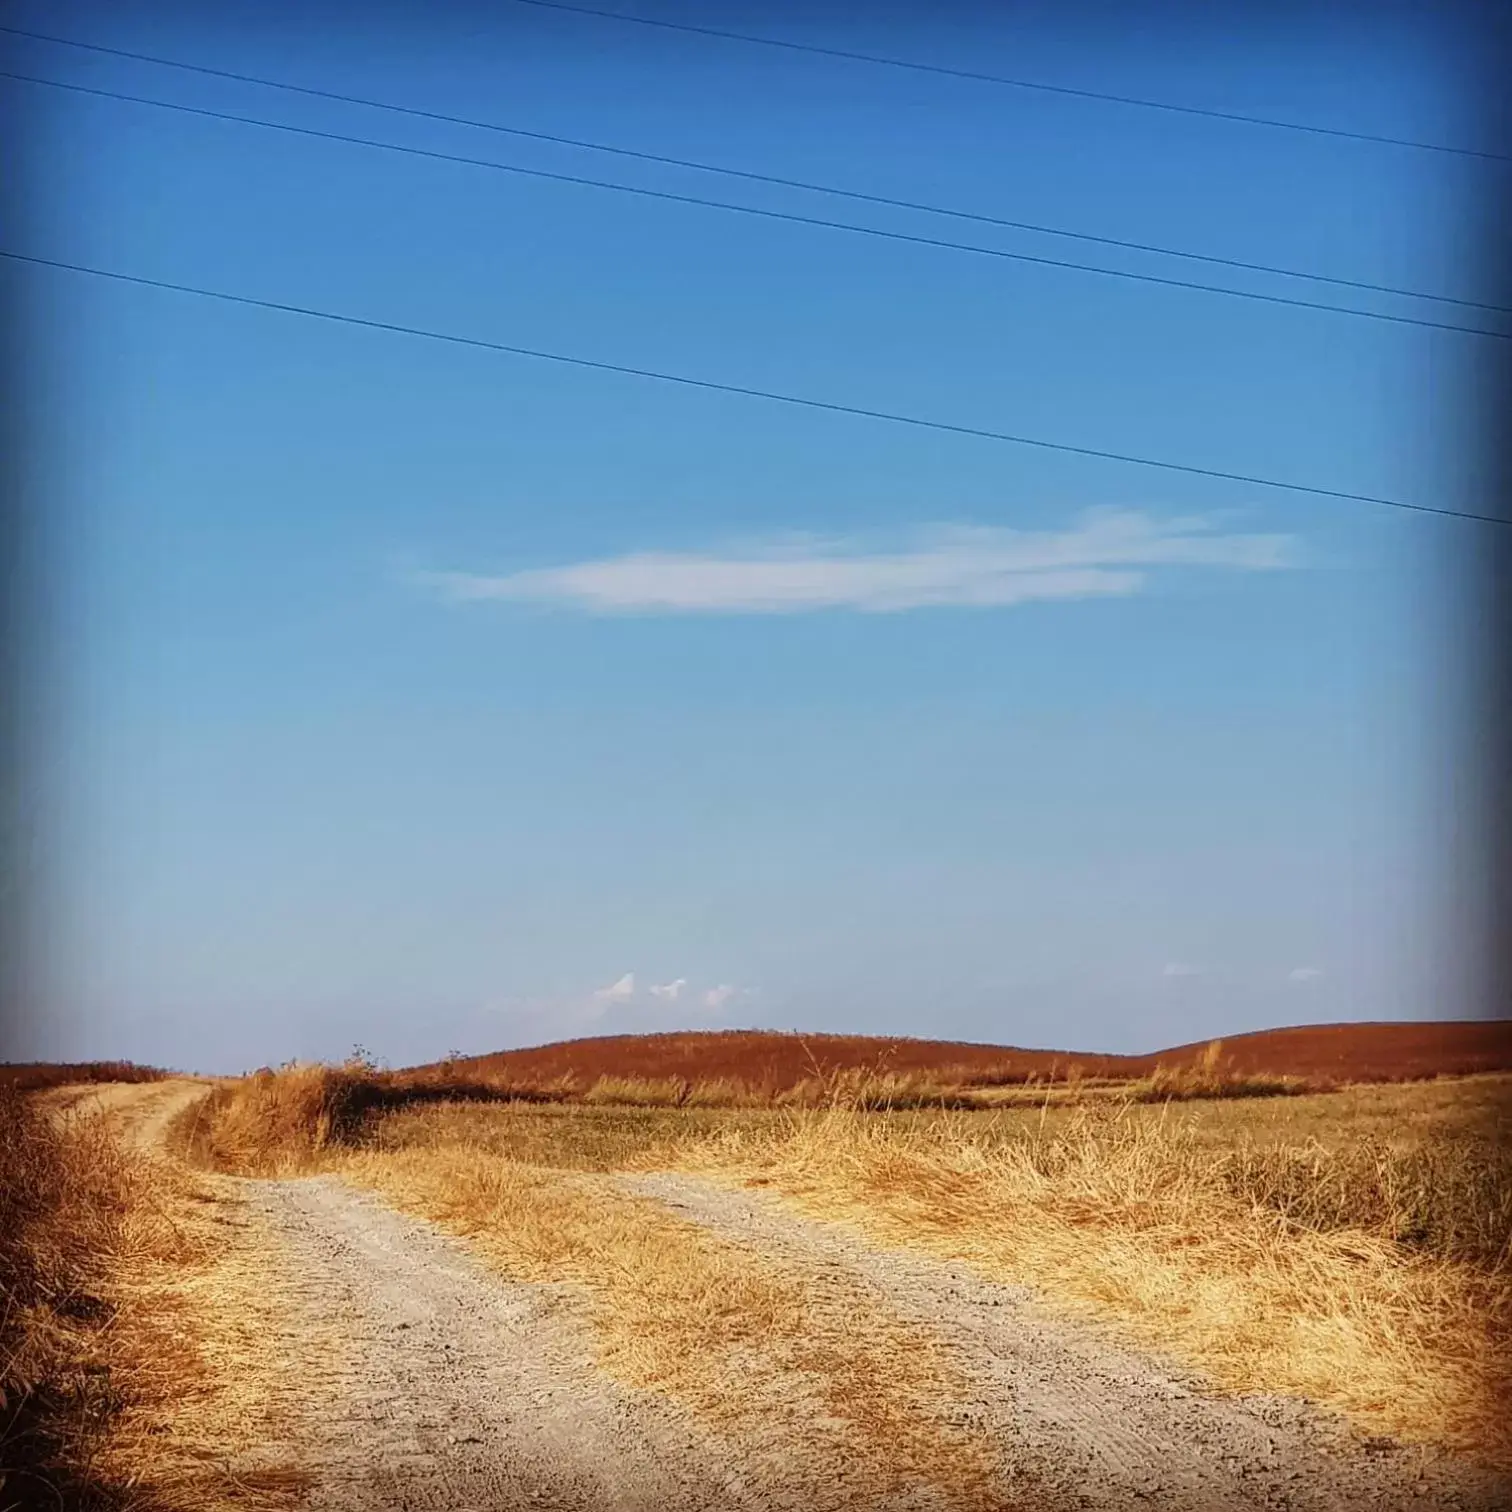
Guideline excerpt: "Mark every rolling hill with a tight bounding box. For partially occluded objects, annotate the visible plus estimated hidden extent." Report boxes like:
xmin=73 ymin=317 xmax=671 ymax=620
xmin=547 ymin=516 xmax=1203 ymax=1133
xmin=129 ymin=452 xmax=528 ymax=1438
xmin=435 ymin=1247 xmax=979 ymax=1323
xmin=429 ymin=1018 xmax=1512 ymax=1092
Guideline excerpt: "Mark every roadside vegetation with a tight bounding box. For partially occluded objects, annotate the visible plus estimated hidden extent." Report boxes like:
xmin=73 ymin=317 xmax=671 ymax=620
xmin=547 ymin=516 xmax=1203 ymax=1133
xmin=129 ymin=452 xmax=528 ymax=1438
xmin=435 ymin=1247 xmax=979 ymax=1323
xmin=183 ymin=1056 xmax=1512 ymax=1473
xmin=1 ymin=1084 xmax=302 ymax=1512
xmin=1 ymin=1086 xmax=134 ymax=1509
xmin=670 ymin=1095 xmax=1511 ymax=1463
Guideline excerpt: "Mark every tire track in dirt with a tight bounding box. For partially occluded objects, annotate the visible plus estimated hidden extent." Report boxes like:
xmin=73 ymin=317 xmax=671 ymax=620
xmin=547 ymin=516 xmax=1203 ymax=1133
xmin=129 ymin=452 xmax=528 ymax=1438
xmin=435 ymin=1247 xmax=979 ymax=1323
xmin=626 ymin=1171 xmax=1511 ymax=1512
xmin=53 ymin=1076 xmax=216 ymax=1151
xmin=245 ymin=1175 xmax=771 ymax=1511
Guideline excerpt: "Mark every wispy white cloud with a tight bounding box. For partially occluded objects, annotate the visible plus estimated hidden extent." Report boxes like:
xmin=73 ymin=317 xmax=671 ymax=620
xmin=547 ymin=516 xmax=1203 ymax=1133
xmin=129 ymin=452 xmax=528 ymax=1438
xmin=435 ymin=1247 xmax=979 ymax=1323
xmin=592 ymin=972 xmax=636 ymax=1004
xmin=421 ymin=509 xmax=1296 ymax=616
xmin=1288 ymin=966 xmax=1323 ymax=982
xmin=703 ymin=984 xmax=737 ymax=1011
xmin=1162 ymin=962 xmax=1203 ymax=978
xmin=649 ymin=978 xmax=686 ymax=1001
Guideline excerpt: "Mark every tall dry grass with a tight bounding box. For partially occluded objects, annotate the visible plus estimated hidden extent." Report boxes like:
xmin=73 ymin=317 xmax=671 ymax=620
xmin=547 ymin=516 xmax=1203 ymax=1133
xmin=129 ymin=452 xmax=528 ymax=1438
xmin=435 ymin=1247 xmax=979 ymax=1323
xmin=176 ymin=1059 xmax=568 ymax=1174
xmin=1 ymin=1086 xmax=133 ymax=1508
xmin=0 ymin=1086 xmax=302 ymax=1510
xmin=178 ymin=1063 xmax=382 ymax=1173
xmin=1129 ymin=1039 xmax=1316 ymax=1102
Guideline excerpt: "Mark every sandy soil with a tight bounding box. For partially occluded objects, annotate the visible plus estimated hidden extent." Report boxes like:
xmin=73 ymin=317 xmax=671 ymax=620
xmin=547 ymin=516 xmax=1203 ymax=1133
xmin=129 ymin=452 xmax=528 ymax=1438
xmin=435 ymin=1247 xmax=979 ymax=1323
xmin=54 ymin=1081 xmax=1510 ymax=1511
xmin=47 ymin=1076 xmax=215 ymax=1150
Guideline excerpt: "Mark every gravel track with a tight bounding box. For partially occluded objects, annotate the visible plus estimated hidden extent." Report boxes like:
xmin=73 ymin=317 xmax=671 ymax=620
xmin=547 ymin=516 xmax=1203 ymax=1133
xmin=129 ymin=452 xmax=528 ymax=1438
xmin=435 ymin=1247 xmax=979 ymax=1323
xmin=245 ymin=1175 xmax=760 ymax=1512
xmin=626 ymin=1171 xmax=1511 ymax=1512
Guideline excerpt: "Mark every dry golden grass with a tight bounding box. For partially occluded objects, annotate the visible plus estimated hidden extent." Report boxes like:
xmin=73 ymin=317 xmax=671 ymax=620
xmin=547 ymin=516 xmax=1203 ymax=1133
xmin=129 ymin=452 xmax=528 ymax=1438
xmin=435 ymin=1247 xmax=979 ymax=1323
xmin=1 ymin=1085 xmax=132 ymax=1509
xmin=581 ymin=1074 xmax=693 ymax=1107
xmin=1128 ymin=1039 xmax=1315 ymax=1101
xmin=189 ymin=1037 xmax=1348 ymax=1133
xmin=514 ymin=1048 xmax=1319 ymax=1113
xmin=176 ymin=1063 xmax=373 ymax=1174
xmin=369 ymin=1097 xmax=787 ymax=1172
xmin=668 ymin=1092 xmax=1512 ymax=1468
xmin=1 ymin=1083 xmax=305 ymax=1511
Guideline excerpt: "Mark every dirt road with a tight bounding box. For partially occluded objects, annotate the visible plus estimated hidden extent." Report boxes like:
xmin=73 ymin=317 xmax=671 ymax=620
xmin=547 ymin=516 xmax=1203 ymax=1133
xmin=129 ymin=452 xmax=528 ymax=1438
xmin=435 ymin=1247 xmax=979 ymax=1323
xmin=66 ymin=1081 xmax=1510 ymax=1511
xmin=630 ymin=1172 xmax=1507 ymax=1512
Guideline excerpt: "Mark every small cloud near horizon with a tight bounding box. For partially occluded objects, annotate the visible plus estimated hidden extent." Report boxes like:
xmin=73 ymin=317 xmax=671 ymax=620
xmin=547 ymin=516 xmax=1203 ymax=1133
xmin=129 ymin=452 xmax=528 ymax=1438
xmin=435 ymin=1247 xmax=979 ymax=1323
xmin=703 ymin=984 xmax=737 ymax=1010
xmin=1162 ymin=962 xmax=1203 ymax=978
xmin=1288 ymin=966 xmax=1324 ymax=982
xmin=649 ymin=978 xmax=686 ymax=1001
xmin=592 ymin=972 xmax=636 ymax=1004
xmin=420 ymin=509 xmax=1296 ymax=617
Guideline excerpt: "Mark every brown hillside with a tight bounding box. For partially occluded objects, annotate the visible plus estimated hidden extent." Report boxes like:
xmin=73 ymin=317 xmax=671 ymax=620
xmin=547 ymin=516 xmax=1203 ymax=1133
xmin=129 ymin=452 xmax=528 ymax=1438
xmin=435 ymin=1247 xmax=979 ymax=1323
xmin=443 ymin=1030 xmax=1138 ymax=1092
xmin=0 ymin=1060 xmax=169 ymax=1092
xmin=1151 ymin=1019 xmax=1512 ymax=1083
xmin=437 ymin=1019 xmax=1512 ymax=1092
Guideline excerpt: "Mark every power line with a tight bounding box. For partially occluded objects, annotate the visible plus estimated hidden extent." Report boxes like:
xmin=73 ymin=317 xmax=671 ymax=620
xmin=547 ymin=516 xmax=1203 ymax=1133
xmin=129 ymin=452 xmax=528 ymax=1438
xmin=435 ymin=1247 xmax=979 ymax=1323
xmin=7 ymin=69 xmax=1507 ymax=343
xmin=2 ymin=24 xmax=1502 ymax=319
xmin=5 ymin=248 xmax=1503 ymax=527
xmin=505 ymin=0 xmax=1508 ymax=164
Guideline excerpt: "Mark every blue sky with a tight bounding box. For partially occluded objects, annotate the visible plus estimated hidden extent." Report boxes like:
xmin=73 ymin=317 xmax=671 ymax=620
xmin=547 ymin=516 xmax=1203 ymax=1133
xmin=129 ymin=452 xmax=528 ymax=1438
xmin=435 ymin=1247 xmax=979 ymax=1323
xmin=9 ymin=1 xmax=1499 ymax=1071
